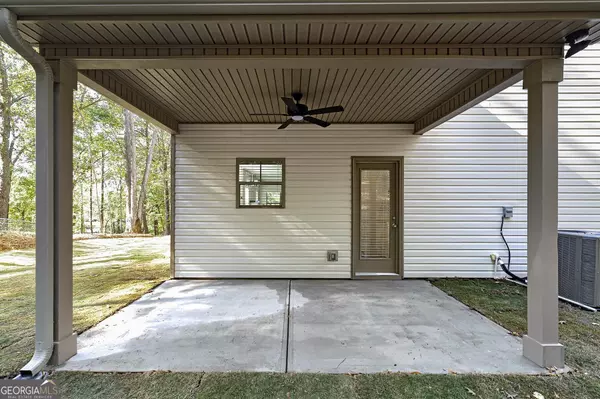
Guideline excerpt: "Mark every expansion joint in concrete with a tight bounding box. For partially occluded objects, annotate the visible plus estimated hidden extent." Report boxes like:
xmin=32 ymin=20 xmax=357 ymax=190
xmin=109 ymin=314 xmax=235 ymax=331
xmin=284 ymin=279 xmax=292 ymax=373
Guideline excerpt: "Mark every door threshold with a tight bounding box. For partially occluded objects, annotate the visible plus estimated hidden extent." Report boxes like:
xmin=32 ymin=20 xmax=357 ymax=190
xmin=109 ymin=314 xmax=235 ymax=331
xmin=353 ymin=272 xmax=403 ymax=280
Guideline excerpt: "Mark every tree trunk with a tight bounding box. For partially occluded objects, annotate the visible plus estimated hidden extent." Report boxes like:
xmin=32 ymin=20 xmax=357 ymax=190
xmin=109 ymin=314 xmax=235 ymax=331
xmin=100 ymin=150 xmax=105 ymax=233
xmin=124 ymin=109 xmax=137 ymax=232
xmin=164 ymin=183 xmax=170 ymax=235
xmin=163 ymin=139 xmax=171 ymax=236
xmin=118 ymin=181 xmax=124 ymax=234
xmin=134 ymin=125 xmax=157 ymax=233
xmin=0 ymin=48 xmax=13 ymax=219
xmin=80 ymin=182 xmax=85 ymax=233
xmin=89 ymin=168 xmax=93 ymax=234
xmin=142 ymin=206 xmax=148 ymax=234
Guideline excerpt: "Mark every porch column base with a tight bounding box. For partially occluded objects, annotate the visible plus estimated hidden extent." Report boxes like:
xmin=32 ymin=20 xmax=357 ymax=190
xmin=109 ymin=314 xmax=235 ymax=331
xmin=50 ymin=333 xmax=77 ymax=365
xmin=523 ymin=335 xmax=564 ymax=368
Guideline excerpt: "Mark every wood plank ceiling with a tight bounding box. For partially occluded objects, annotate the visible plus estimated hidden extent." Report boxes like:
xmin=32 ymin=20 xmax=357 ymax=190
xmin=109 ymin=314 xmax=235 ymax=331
xmin=102 ymin=68 xmax=484 ymax=123
xmin=21 ymin=18 xmax=598 ymax=124
xmin=18 ymin=20 xmax=600 ymax=45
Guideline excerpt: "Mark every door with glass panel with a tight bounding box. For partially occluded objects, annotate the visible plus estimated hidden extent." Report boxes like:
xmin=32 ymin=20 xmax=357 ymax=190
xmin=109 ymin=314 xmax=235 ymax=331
xmin=352 ymin=158 xmax=402 ymax=277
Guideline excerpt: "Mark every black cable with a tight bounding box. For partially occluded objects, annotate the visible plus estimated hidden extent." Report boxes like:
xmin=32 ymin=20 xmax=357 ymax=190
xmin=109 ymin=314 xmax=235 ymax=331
xmin=500 ymin=215 xmax=527 ymax=284
xmin=500 ymin=217 xmax=511 ymax=269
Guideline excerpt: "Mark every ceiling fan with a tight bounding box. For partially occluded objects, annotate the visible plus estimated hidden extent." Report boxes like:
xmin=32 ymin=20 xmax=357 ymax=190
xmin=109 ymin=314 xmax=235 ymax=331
xmin=250 ymin=92 xmax=344 ymax=129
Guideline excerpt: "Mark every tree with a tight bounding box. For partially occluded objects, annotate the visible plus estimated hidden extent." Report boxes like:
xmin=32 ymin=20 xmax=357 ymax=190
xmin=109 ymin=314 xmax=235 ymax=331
xmin=0 ymin=46 xmax=172 ymax=237
xmin=73 ymin=85 xmax=123 ymax=234
xmin=0 ymin=42 xmax=35 ymax=219
xmin=138 ymin=122 xmax=158 ymax=234
xmin=124 ymin=116 xmax=159 ymax=234
xmin=124 ymin=109 xmax=138 ymax=232
xmin=9 ymin=174 xmax=35 ymax=222
xmin=157 ymin=133 xmax=171 ymax=235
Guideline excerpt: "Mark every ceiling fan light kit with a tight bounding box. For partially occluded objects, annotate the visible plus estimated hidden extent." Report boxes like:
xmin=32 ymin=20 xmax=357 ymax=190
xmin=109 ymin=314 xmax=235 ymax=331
xmin=249 ymin=92 xmax=344 ymax=129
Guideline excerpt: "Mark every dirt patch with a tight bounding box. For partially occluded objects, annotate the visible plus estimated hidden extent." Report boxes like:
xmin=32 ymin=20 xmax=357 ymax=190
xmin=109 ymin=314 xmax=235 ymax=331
xmin=0 ymin=232 xmax=36 ymax=251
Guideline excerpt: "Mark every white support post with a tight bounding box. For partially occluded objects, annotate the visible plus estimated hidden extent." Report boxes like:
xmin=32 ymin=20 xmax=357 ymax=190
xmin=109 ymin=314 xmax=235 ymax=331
xmin=522 ymin=58 xmax=565 ymax=369
xmin=49 ymin=59 xmax=78 ymax=365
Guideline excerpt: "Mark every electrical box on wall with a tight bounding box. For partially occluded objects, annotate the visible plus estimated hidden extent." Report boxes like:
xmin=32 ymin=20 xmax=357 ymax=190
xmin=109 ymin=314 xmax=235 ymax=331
xmin=503 ymin=206 xmax=513 ymax=219
xmin=327 ymin=250 xmax=338 ymax=262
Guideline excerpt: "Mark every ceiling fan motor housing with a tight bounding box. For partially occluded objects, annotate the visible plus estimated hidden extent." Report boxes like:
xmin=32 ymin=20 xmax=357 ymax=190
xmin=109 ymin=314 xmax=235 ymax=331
xmin=292 ymin=92 xmax=303 ymax=102
xmin=291 ymin=103 xmax=309 ymax=115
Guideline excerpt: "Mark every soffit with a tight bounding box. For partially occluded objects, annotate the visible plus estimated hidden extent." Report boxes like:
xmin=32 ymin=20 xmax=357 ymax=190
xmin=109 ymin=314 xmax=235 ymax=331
xmin=15 ymin=8 xmax=586 ymax=130
xmin=99 ymin=67 xmax=485 ymax=124
xmin=18 ymin=19 xmax=600 ymax=45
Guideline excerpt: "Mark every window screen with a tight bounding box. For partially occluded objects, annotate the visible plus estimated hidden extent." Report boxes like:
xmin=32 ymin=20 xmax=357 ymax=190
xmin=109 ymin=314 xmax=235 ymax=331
xmin=237 ymin=159 xmax=285 ymax=208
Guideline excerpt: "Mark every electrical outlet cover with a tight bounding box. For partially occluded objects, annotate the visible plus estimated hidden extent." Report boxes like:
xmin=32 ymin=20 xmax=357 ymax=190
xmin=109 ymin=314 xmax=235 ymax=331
xmin=327 ymin=250 xmax=338 ymax=262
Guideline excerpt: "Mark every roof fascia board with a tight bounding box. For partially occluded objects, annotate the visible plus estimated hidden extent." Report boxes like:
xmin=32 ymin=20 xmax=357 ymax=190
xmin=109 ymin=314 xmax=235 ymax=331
xmin=16 ymin=12 xmax=600 ymax=23
xmin=6 ymin=1 xmax=600 ymax=17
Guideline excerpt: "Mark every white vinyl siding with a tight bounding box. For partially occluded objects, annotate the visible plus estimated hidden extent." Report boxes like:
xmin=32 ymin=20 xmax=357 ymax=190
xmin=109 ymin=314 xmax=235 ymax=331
xmin=174 ymin=45 xmax=600 ymax=279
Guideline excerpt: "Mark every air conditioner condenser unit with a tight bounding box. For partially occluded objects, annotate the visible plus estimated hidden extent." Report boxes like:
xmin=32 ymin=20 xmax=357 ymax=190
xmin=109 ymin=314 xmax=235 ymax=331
xmin=558 ymin=230 xmax=600 ymax=308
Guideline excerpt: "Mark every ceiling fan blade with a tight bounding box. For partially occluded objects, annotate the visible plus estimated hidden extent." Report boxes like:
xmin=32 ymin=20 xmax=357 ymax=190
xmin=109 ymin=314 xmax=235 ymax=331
xmin=306 ymin=105 xmax=344 ymax=115
xmin=281 ymin=97 xmax=299 ymax=113
xmin=304 ymin=116 xmax=331 ymax=128
xmin=249 ymin=113 xmax=288 ymax=116
xmin=278 ymin=119 xmax=294 ymax=129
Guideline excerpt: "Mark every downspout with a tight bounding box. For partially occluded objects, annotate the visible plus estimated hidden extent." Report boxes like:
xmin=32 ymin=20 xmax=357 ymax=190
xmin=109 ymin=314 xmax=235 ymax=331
xmin=0 ymin=8 xmax=55 ymax=377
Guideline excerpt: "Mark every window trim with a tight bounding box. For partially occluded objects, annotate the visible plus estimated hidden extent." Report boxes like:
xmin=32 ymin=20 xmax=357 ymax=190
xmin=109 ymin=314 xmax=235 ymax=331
xmin=236 ymin=158 xmax=286 ymax=208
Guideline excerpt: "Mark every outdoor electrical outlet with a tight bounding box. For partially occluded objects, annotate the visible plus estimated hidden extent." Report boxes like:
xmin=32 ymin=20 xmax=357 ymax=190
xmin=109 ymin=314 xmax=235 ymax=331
xmin=502 ymin=206 xmax=513 ymax=219
xmin=490 ymin=253 xmax=499 ymax=264
xmin=327 ymin=250 xmax=338 ymax=262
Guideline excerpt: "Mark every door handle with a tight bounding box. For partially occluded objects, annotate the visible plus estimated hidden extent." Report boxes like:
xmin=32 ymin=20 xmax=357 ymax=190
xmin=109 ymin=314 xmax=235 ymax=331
xmin=392 ymin=216 xmax=398 ymax=229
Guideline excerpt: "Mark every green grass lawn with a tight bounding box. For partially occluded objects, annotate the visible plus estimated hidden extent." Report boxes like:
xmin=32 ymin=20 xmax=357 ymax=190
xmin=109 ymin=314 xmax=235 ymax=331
xmin=0 ymin=237 xmax=170 ymax=377
xmin=52 ymin=370 xmax=600 ymax=399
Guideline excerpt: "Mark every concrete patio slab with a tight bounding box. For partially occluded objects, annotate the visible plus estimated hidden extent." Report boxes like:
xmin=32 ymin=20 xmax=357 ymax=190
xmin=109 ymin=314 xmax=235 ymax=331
xmin=59 ymin=279 xmax=289 ymax=372
xmin=60 ymin=279 xmax=544 ymax=374
xmin=288 ymin=280 xmax=542 ymax=374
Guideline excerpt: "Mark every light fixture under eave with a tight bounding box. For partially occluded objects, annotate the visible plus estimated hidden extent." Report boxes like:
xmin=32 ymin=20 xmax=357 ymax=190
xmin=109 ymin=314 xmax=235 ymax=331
xmin=566 ymin=40 xmax=591 ymax=59
xmin=291 ymin=115 xmax=304 ymax=121
xmin=565 ymin=28 xmax=591 ymax=59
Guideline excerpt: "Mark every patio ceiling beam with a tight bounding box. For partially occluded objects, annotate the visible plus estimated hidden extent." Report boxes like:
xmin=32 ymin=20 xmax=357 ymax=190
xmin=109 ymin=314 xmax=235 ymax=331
xmin=413 ymin=69 xmax=523 ymax=135
xmin=40 ymin=44 xmax=563 ymax=71
xmin=78 ymin=69 xmax=179 ymax=134
xmin=42 ymin=43 xmax=563 ymax=50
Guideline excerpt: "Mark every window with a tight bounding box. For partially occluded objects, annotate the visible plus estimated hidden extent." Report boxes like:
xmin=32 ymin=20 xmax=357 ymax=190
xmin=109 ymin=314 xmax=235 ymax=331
xmin=236 ymin=159 xmax=285 ymax=208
